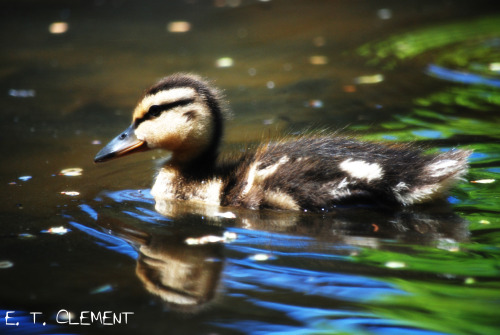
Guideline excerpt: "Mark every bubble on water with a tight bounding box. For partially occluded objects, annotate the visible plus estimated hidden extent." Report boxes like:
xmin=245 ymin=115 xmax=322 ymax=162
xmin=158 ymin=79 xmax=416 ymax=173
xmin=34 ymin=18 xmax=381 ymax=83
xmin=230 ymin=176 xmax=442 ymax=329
xmin=9 ymin=89 xmax=36 ymax=98
xmin=49 ymin=22 xmax=69 ymax=34
xmin=309 ymin=55 xmax=328 ymax=65
xmin=59 ymin=168 xmax=83 ymax=177
xmin=0 ymin=261 xmax=14 ymax=269
xmin=216 ymin=57 xmax=234 ymax=68
xmin=42 ymin=226 xmax=71 ymax=235
xmin=250 ymin=253 xmax=275 ymax=261
xmin=61 ymin=191 xmax=80 ymax=196
xmin=167 ymin=21 xmax=191 ymax=33
xmin=377 ymin=8 xmax=392 ymax=20
xmin=385 ymin=261 xmax=406 ymax=269
xmin=355 ymin=74 xmax=384 ymax=84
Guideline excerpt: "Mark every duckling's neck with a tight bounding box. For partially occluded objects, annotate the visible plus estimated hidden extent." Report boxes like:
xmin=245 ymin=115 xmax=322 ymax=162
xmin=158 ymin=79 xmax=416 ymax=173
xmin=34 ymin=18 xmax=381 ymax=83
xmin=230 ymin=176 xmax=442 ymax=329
xmin=168 ymin=126 xmax=222 ymax=176
xmin=168 ymin=147 xmax=219 ymax=177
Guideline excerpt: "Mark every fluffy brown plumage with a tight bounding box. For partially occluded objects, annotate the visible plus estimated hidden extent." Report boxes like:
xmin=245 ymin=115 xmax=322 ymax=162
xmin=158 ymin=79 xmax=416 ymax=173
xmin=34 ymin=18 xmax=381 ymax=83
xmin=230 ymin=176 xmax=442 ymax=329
xmin=95 ymin=73 xmax=471 ymax=212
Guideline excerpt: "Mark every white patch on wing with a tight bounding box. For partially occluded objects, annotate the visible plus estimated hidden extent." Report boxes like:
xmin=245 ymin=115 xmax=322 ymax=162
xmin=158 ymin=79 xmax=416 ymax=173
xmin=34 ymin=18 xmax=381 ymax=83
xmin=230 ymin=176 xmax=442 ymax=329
xmin=393 ymin=182 xmax=408 ymax=192
xmin=329 ymin=178 xmax=353 ymax=199
xmin=339 ymin=159 xmax=383 ymax=182
xmin=258 ymin=156 xmax=289 ymax=178
xmin=394 ymin=183 xmax=444 ymax=205
xmin=241 ymin=161 xmax=259 ymax=196
xmin=337 ymin=177 xmax=350 ymax=189
xmin=264 ymin=190 xmax=299 ymax=210
xmin=242 ymin=156 xmax=289 ymax=196
xmin=426 ymin=159 xmax=459 ymax=177
xmin=330 ymin=188 xmax=352 ymax=199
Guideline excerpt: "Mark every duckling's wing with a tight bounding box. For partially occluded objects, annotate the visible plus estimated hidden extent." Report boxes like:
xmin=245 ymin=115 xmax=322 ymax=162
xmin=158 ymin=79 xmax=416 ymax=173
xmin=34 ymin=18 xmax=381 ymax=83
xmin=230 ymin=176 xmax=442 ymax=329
xmin=225 ymin=137 xmax=470 ymax=210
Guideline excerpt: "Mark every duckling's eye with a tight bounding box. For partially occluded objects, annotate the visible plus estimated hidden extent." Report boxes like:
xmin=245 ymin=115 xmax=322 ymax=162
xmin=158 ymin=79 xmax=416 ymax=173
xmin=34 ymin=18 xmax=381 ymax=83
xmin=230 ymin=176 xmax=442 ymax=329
xmin=136 ymin=98 xmax=196 ymax=126
xmin=148 ymin=105 xmax=162 ymax=117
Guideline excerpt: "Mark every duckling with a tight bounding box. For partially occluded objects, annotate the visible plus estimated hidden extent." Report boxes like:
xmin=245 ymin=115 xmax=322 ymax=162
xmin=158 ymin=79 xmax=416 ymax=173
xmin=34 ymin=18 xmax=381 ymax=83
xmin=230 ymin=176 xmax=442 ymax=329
xmin=95 ymin=73 xmax=471 ymax=211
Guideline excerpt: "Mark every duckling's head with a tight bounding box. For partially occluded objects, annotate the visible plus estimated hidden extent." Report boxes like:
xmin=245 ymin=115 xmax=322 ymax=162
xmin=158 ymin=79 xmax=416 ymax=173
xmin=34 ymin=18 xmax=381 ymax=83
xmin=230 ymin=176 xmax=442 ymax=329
xmin=94 ymin=74 xmax=224 ymax=166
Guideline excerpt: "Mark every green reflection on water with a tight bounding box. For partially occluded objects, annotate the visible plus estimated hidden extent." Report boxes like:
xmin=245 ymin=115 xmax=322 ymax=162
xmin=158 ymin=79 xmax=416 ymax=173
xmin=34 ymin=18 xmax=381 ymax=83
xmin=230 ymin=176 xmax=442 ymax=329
xmin=353 ymin=224 xmax=500 ymax=335
xmin=370 ymin=279 xmax=500 ymax=335
xmin=434 ymin=38 xmax=500 ymax=75
xmin=357 ymin=15 xmax=500 ymax=67
xmin=415 ymin=86 xmax=500 ymax=111
xmin=353 ymin=14 xmax=500 ymax=335
xmin=355 ymin=245 xmax=500 ymax=277
xmin=358 ymin=115 xmax=500 ymax=141
xmin=455 ymin=164 xmax=500 ymax=213
xmin=357 ymin=85 xmax=500 ymax=141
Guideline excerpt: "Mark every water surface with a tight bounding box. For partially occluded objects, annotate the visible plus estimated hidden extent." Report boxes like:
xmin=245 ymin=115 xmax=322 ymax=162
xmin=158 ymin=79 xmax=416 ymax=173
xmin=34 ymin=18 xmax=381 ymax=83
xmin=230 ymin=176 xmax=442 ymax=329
xmin=1 ymin=1 xmax=500 ymax=334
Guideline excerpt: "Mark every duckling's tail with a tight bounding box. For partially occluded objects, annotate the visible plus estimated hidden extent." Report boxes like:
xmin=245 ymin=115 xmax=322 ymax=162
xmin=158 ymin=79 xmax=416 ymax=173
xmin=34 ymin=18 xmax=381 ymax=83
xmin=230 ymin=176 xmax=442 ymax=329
xmin=396 ymin=149 xmax=472 ymax=205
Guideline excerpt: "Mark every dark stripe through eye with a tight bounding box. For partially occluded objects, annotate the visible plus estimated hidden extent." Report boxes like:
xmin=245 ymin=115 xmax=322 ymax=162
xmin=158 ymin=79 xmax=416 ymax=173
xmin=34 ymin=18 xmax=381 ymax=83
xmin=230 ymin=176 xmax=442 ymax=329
xmin=148 ymin=105 xmax=162 ymax=117
xmin=135 ymin=98 xmax=195 ymax=126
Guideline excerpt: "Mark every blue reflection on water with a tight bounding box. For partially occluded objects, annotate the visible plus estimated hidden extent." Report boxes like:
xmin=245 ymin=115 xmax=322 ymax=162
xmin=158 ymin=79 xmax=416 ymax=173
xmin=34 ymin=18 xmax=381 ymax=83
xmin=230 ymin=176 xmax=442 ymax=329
xmin=79 ymin=203 xmax=98 ymax=220
xmin=123 ymin=207 xmax=172 ymax=224
xmin=426 ymin=64 xmax=500 ymax=87
xmin=469 ymin=152 xmax=489 ymax=161
xmin=447 ymin=196 xmax=460 ymax=204
xmin=102 ymin=189 xmax=154 ymax=203
xmin=69 ymin=220 xmax=139 ymax=259
xmin=69 ymin=190 xmax=449 ymax=335
xmin=214 ymin=301 xmax=447 ymax=335
xmin=411 ymin=129 xmax=443 ymax=139
xmin=223 ymin=260 xmax=402 ymax=301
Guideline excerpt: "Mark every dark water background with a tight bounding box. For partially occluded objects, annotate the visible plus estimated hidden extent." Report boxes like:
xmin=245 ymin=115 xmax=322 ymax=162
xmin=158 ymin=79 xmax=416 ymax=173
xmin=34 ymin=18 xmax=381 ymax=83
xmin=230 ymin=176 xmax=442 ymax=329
xmin=1 ymin=1 xmax=500 ymax=334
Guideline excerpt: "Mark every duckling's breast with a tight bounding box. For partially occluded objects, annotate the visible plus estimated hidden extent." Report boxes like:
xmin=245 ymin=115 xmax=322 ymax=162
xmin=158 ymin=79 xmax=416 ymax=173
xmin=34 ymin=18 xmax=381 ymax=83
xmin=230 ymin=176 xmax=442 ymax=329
xmin=151 ymin=167 xmax=223 ymax=205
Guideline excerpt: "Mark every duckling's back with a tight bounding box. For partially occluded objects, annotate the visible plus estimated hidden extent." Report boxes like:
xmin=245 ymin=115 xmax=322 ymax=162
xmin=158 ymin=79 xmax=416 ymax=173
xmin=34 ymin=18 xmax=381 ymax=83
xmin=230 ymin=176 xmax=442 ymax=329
xmin=222 ymin=137 xmax=470 ymax=210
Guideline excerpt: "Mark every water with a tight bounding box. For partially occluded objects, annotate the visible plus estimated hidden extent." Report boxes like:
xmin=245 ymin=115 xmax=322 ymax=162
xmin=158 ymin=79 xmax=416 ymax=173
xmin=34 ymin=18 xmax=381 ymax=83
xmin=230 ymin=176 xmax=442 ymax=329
xmin=1 ymin=1 xmax=500 ymax=334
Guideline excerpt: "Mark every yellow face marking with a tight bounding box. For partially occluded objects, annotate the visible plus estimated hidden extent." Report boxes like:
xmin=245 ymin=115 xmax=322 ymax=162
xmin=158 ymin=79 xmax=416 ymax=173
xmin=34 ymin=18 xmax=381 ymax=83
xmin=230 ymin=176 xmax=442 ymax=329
xmin=131 ymin=87 xmax=214 ymax=162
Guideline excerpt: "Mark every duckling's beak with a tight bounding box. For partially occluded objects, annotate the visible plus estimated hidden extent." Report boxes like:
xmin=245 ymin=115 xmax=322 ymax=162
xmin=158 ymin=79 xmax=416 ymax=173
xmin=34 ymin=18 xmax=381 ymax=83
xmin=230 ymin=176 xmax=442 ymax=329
xmin=94 ymin=125 xmax=148 ymax=163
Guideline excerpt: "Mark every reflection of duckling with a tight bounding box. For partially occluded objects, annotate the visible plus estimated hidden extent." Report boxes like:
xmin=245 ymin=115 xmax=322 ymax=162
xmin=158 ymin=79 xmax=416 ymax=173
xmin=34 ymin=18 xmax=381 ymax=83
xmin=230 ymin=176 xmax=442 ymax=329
xmin=96 ymin=215 xmax=224 ymax=311
xmin=95 ymin=74 xmax=471 ymax=211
